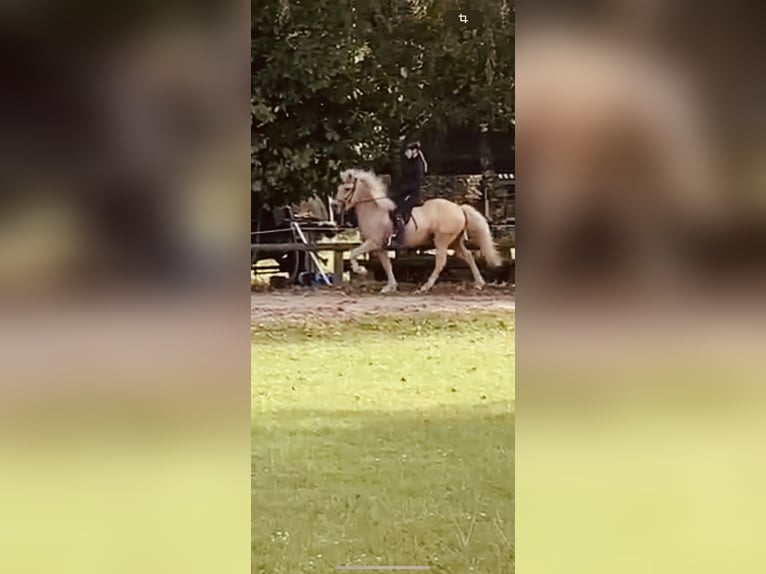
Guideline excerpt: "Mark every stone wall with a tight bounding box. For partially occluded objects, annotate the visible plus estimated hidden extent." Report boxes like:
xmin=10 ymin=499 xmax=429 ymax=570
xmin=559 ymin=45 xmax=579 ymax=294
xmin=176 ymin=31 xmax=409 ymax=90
xmin=422 ymin=174 xmax=484 ymax=205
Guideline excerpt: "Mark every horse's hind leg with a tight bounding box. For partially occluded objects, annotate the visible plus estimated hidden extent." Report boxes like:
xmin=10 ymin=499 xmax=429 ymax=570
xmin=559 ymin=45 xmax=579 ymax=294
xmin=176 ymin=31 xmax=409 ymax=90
xmin=377 ymin=249 xmax=398 ymax=293
xmin=454 ymin=240 xmax=486 ymax=289
xmin=417 ymin=236 xmax=451 ymax=293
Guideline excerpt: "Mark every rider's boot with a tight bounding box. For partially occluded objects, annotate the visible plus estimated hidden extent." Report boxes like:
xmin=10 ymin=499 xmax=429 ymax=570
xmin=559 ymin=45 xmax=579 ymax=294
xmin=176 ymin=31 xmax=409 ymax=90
xmin=390 ymin=215 xmax=405 ymax=247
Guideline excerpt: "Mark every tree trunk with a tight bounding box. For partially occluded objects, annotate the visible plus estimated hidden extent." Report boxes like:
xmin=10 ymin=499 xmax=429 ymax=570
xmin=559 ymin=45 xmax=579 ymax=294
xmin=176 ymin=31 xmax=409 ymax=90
xmin=389 ymin=134 xmax=402 ymax=190
xmin=479 ymin=123 xmax=496 ymax=221
xmin=480 ymin=18 xmax=498 ymax=221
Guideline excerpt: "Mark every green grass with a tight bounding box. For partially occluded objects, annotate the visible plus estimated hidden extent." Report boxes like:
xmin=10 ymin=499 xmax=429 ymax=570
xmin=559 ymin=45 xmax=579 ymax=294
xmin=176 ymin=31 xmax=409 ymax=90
xmin=252 ymin=313 xmax=515 ymax=573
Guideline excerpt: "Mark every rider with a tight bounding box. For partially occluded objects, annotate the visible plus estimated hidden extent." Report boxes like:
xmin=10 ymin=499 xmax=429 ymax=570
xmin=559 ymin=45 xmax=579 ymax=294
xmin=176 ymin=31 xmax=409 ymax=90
xmin=390 ymin=140 xmax=428 ymax=246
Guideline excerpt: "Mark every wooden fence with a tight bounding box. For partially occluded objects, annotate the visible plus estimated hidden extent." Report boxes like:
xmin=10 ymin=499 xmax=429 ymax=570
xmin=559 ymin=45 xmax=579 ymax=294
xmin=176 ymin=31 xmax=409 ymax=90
xmin=251 ymin=232 xmax=515 ymax=284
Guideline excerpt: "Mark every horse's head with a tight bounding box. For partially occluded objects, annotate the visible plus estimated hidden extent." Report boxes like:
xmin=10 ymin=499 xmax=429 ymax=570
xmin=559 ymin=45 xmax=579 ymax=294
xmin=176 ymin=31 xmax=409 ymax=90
xmin=334 ymin=169 xmax=394 ymax=219
xmin=334 ymin=169 xmax=362 ymax=212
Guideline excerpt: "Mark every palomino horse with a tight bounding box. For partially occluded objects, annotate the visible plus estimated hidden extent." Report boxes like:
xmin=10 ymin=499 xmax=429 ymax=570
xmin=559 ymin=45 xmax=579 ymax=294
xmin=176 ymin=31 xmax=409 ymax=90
xmin=335 ymin=169 xmax=501 ymax=293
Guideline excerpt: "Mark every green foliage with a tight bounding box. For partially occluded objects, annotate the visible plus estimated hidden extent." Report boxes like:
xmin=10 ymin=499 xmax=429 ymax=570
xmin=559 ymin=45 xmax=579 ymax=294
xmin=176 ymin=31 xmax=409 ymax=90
xmin=251 ymin=311 xmax=515 ymax=572
xmin=252 ymin=0 xmax=514 ymax=205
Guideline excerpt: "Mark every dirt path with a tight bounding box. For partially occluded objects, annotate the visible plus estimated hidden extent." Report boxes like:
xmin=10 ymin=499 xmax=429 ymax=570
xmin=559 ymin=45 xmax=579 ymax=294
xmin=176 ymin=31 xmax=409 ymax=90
xmin=251 ymin=288 xmax=515 ymax=325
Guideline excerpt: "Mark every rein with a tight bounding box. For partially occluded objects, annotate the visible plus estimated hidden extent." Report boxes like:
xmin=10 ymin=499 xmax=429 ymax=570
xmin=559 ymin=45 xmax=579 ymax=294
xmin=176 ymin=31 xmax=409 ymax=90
xmin=346 ymin=177 xmax=387 ymax=207
xmin=347 ymin=177 xmax=359 ymax=204
xmin=354 ymin=196 xmax=386 ymax=206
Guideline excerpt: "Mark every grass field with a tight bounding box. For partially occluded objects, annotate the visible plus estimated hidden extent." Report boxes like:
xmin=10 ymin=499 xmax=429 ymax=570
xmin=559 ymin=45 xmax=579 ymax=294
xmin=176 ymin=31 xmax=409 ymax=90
xmin=251 ymin=312 xmax=515 ymax=573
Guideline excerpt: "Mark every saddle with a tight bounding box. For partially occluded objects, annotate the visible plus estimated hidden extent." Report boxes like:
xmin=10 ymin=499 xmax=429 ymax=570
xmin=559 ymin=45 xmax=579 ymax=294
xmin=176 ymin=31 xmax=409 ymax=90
xmin=390 ymin=194 xmax=422 ymax=226
xmin=390 ymin=208 xmax=413 ymax=228
xmin=388 ymin=201 xmax=420 ymax=247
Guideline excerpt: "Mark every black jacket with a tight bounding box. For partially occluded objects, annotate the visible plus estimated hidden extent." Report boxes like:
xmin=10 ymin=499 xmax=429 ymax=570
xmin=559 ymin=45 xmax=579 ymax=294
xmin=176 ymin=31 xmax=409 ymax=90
xmin=395 ymin=154 xmax=426 ymax=200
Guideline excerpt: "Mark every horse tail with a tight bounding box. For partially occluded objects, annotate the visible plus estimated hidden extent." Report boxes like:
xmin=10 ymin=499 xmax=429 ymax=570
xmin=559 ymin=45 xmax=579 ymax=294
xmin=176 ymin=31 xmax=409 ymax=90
xmin=461 ymin=205 xmax=502 ymax=267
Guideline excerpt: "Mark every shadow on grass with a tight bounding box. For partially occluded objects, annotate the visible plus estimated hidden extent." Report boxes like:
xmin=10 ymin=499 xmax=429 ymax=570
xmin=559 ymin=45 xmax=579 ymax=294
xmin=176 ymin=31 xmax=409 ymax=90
xmin=252 ymin=404 xmax=514 ymax=574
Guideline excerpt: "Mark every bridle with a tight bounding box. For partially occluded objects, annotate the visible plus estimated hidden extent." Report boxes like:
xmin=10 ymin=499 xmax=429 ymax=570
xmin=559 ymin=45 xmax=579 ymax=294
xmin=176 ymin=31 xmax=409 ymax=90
xmin=341 ymin=177 xmax=385 ymax=209
xmin=345 ymin=177 xmax=359 ymax=205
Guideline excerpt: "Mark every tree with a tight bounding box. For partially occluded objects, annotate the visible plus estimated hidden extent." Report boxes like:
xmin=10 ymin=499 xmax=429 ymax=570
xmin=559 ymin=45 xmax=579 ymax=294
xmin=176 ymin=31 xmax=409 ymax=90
xmin=252 ymin=0 xmax=514 ymax=205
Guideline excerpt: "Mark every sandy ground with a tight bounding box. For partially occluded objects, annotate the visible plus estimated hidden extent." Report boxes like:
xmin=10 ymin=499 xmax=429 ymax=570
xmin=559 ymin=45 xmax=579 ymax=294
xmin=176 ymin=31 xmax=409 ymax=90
xmin=251 ymin=287 xmax=515 ymax=325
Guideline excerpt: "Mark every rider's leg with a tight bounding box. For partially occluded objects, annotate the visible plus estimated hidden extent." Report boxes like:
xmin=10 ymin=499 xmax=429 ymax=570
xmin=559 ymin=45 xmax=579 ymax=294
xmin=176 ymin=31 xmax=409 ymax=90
xmin=388 ymin=215 xmax=404 ymax=248
xmin=389 ymin=197 xmax=406 ymax=246
xmin=394 ymin=213 xmax=406 ymax=238
xmin=401 ymin=193 xmax=419 ymax=225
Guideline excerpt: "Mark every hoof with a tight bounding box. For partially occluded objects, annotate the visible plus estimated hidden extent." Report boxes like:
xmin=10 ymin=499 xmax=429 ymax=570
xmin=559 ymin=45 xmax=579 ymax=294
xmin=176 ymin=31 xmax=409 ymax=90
xmin=380 ymin=283 xmax=398 ymax=294
xmin=416 ymin=285 xmax=431 ymax=294
xmin=352 ymin=266 xmax=368 ymax=276
xmin=473 ymin=281 xmax=486 ymax=291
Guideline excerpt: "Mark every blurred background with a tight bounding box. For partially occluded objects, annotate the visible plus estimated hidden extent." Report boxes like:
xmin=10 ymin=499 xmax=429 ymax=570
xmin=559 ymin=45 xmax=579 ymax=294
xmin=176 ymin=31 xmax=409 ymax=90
xmin=518 ymin=0 xmax=766 ymax=293
xmin=4 ymin=0 xmax=766 ymax=571
xmin=517 ymin=2 xmax=766 ymax=574
xmin=0 ymin=1 xmax=250 ymax=573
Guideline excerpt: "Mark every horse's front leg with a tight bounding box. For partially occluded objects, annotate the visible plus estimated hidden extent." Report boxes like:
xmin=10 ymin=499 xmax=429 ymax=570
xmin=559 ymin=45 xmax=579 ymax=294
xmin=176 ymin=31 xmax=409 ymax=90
xmin=348 ymin=239 xmax=378 ymax=275
xmin=377 ymin=249 xmax=398 ymax=293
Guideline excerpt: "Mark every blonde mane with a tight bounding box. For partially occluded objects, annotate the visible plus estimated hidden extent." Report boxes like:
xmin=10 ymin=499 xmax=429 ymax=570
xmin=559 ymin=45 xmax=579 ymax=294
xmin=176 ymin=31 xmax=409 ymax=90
xmin=340 ymin=168 xmax=390 ymax=204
